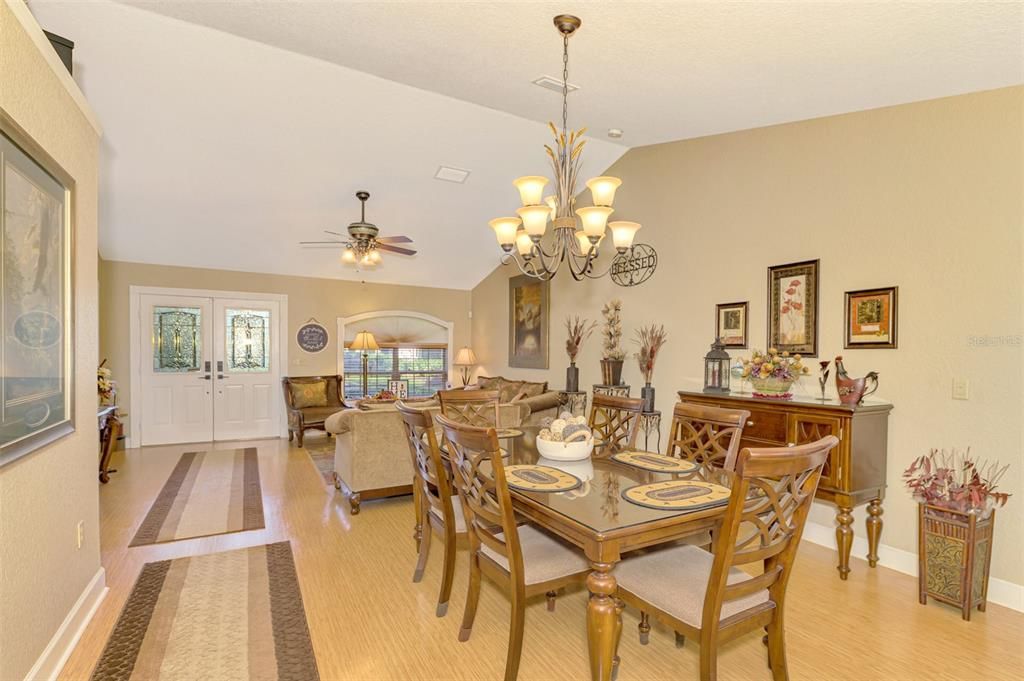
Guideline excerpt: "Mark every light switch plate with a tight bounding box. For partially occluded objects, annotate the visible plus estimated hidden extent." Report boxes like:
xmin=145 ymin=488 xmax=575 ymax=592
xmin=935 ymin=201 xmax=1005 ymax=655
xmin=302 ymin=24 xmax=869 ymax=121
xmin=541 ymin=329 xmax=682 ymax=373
xmin=952 ymin=377 xmax=970 ymax=400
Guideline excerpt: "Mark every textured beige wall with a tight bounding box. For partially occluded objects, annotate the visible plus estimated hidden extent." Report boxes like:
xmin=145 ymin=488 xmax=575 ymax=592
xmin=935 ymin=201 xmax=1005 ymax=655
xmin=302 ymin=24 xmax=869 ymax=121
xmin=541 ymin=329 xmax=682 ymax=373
xmin=472 ymin=87 xmax=1023 ymax=586
xmin=99 ymin=260 xmax=473 ymax=411
xmin=0 ymin=1 xmax=103 ymax=677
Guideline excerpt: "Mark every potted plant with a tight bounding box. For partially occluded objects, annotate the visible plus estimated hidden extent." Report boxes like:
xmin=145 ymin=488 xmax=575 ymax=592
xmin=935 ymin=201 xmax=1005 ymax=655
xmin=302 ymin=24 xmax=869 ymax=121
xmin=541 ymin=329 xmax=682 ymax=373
xmin=600 ymin=299 xmax=625 ymax=385
xmin=904 ymin=448 xmax=1011 ymax=620
xmin=740 ymin=348 xmax=809 ymax=399
xmin=564 ymin=316 xmax=597 ymax=392
xmin=634 ymin=324 xmax=667 ymax=412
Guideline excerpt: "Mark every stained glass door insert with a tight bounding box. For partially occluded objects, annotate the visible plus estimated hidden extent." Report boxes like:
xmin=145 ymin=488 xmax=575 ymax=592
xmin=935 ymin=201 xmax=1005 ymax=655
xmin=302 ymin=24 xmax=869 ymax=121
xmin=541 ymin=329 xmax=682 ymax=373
xmin=153 ymin=306 xmax=202 ymax=372
xmin=225 ymin=308 xmax=270 ymax=372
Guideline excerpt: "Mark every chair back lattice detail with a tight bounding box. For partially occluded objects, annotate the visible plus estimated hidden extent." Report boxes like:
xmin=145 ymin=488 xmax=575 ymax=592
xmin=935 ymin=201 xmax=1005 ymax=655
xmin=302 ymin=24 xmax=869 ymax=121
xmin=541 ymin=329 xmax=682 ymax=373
xmin=438 ymin=389 xmax=502 ymax=428
xmin=435 ymin=414 xmax=524 ymax=581
xmin=702 ymin=436 xmax=838 ymax=631
xmin=396 ymin=401 xmax=455 ymax=529
xmin=588 ymin=393 xmax=644 ymax=451
xmin=667 ymin=402 xmax=751 ymax=479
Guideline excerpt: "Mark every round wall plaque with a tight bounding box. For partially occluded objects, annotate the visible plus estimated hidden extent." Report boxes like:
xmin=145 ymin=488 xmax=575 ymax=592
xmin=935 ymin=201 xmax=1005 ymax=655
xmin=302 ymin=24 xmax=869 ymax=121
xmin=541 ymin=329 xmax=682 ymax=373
xmin=610 ymin=243 xmax=658 ymax=287
xmin=296 ymin=321 xmax=329 ymax=353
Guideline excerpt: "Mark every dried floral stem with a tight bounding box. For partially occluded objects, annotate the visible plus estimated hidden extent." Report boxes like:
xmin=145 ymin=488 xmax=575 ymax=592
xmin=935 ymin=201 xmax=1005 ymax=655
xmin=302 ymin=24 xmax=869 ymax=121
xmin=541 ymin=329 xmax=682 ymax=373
xmin=565 ymin=315 xmax=597 ymax=362
xmin=634 ymin=324 xmax=668 ymax=384
xmin=601 ymin=299 xmax=625 ymax=361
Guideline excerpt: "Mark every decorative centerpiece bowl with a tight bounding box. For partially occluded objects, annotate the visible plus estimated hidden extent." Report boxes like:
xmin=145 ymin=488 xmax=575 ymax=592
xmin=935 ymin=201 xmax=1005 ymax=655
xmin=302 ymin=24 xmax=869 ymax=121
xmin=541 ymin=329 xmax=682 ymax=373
xmin=742 ymin=348 xmax=809 ymax=400
xmin=536 ymin=436 xmax=594 ymax=461
xmin=537 ymin=411 xmax=594 ymax=461
xmin=749 ymin=376 xmax=796 ymax=399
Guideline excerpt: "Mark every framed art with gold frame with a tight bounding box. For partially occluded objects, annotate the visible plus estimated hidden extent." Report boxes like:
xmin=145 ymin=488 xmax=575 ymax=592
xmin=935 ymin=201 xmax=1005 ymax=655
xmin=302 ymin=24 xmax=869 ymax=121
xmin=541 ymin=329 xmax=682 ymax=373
xmin=508 ymin=274 xmax=549 ymax=369
xmin=845 ymin=286 xmax=898 ymax=349
xmin=0 ymin=118 xmax=75 ymax=468
xmin=767 ymin=259 xmax=819 ymax=356
xmin=715 ymin=301 xmax=748 ymax=348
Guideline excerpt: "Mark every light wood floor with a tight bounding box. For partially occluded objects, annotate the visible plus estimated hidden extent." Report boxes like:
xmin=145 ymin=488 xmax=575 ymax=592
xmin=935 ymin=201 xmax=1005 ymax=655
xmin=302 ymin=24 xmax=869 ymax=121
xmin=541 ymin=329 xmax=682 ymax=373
xmin=60 ymin=436 xmax=1023 ymax=680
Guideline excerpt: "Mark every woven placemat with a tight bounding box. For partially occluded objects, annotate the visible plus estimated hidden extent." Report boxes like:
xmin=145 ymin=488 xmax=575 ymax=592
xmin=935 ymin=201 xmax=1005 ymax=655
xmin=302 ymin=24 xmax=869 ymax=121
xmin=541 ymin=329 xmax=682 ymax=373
xmin=611 ymin=451 xmax=699 ymax=474
xmin=505 ymin=465 xmax=581 ymax=493
xmin=622 ymin=480 xmax=730 ymax=511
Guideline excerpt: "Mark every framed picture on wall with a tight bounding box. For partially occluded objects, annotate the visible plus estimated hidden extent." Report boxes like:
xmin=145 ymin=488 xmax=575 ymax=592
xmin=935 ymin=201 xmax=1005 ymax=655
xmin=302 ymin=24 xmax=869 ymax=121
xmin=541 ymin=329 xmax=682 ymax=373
xmin=508 ymin=274 xmax=549 ymax=369
xmin=715 ymin=301 xmax=748 ymax=348
xmin=767 ymin=259 xmax=819 ymax=356
xmin=845 ymin=286 xmax=898 ymax=349
xmin=0 ymin=126 xmax=75 ymax=468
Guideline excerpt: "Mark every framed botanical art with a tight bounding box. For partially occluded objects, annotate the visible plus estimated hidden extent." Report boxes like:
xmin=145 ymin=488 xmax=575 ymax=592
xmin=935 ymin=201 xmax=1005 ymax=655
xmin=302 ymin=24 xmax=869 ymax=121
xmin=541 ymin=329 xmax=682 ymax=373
xmin=508 ymin=274 xmax=549 ymax=369
xmin=715 ymin=301 xmax=748 ymax=348
xmin=845 ymin=286 xmax=898 ymax=349
xmin=767 ymin=259 xmax=819 ymax=356
xmin=1 ymin=125 xmax=74 ymax=468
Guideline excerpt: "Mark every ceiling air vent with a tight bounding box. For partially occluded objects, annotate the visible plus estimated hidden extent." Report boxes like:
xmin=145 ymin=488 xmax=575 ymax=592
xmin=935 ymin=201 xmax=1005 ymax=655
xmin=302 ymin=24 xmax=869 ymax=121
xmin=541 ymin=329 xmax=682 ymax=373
xmin=434 ymin=166 xmax=471 ymax=184
xmin=532 ymin=76 xmax=579 ymax=93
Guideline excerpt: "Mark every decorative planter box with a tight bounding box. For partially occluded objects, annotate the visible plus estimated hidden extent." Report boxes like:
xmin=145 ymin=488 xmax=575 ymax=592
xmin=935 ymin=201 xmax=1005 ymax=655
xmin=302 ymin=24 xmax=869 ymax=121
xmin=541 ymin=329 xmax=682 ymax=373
xmin=918 ymin=503 xmax=995 ymax=621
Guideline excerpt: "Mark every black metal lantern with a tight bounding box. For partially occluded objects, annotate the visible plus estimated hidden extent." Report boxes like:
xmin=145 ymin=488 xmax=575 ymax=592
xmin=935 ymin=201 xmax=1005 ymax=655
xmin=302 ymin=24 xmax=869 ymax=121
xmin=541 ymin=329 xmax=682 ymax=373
xmin=703 ymin=338 xmax=731 ymax=393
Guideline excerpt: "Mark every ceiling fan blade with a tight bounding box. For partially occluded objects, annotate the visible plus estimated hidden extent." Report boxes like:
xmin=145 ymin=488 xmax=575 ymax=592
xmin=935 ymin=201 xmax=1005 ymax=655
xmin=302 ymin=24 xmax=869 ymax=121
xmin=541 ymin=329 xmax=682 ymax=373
xmin=324 ymin=230 xmax=346 ymax=237
xmin=376 ymin=243 xmax=417 ymax=256
xmin=300 ymin=240 xmax=346 ymax=245
xmin=375 ymin=235 xmax=413 ymax=244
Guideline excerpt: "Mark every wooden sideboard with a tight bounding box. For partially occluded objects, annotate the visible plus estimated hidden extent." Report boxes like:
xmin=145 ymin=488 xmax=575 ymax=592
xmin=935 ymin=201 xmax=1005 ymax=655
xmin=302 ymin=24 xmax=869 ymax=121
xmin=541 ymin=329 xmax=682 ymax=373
xmin=677 ymin=389 xmax=893 ymax=580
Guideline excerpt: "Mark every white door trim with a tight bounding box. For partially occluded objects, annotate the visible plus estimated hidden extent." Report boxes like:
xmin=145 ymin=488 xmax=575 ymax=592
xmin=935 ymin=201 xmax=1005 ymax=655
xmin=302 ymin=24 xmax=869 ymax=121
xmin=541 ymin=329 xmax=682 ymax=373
xmin=336 ymin=310 xmax=455 ymax=388
xmin=128 ymin=285 xmax=289 ymax=448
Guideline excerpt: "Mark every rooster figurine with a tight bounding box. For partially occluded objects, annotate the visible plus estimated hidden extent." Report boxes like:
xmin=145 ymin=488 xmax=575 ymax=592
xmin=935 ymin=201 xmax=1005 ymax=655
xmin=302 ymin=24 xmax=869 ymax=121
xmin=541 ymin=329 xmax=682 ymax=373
xmin=834 ymin=356 xmax=879 ymax=405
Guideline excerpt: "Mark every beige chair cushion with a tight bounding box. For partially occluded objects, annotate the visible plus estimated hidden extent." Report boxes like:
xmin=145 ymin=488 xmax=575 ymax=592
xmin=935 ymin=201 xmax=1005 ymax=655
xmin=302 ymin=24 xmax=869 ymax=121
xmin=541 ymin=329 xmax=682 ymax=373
xmin=298 ymin=405 xmax=345 ymax=423
xmin=429 ymin=496 xmax=466 ymax=534
xmin=480 ymin=525 xmax=589 ymax=585
xmin=615 ymin=544 xmax=769 ymax=629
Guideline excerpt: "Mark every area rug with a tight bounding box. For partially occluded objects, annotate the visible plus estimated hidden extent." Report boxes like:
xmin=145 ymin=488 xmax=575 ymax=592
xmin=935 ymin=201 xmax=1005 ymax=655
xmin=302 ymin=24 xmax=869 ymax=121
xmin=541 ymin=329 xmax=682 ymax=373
xmin=129 ymin=448 xmax=264 ymax=547
xmin=303 ymin=438 xmax=335 ymax=486
xmin=90 ymin=542 xmax=320 ymax=681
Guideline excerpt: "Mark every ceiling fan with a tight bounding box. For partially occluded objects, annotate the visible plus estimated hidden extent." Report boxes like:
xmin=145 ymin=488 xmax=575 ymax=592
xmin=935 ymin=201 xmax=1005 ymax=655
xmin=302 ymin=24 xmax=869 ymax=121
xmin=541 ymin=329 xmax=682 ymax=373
xmin=300 ymin=191 xmax=417 ymax=266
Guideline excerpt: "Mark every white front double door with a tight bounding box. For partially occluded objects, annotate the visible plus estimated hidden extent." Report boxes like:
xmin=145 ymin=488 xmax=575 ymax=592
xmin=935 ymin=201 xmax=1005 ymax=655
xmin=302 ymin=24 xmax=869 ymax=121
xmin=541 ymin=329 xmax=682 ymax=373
xmin=138 ymin=294 xmax=282 ymax=446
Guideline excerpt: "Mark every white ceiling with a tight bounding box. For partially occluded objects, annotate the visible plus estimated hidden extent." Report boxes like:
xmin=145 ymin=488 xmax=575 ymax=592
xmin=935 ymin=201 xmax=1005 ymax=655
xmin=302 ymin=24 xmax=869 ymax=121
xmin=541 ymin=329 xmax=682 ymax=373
xmin=27 ymin=1 xmax=1023 ymax=290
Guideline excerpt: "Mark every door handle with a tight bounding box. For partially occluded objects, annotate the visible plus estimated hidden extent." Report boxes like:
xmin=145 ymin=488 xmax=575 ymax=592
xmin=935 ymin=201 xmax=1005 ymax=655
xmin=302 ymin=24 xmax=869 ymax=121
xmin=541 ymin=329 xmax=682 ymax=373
xmin=199 ymin=374 xmax=211 ymax=380
xmin=217 ymin=374 xmax=228 ymax=380
xmin=200 ymin=360 xmax=211 ymax=380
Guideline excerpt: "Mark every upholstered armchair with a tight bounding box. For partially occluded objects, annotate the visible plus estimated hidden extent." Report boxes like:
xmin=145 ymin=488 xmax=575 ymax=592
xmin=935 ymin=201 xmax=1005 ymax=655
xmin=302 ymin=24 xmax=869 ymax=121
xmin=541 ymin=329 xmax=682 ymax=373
xmin=281 ymin=375 xmax=347 ymax=447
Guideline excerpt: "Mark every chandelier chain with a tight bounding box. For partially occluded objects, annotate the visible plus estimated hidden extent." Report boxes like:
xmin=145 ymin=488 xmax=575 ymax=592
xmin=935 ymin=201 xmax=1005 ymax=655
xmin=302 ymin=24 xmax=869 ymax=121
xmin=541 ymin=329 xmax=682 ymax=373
xmin=562 ymin=32 xmax=569 ymax=138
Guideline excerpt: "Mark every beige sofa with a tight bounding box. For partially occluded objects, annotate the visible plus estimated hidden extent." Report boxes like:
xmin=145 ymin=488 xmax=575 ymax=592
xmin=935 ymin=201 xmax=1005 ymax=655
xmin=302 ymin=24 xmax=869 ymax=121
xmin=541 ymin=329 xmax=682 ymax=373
xmin=324 ymin=400 xmax=526 ymax=515
xmin=474 ymin=375 xmax=561 ymax=426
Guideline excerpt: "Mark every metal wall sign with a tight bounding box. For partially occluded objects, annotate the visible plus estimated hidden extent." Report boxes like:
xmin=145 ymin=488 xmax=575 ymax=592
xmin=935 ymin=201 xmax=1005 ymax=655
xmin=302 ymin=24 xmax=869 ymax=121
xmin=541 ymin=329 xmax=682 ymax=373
xmin=296 ymin=319 xmax=329 ymax=353
xmin=610 ymin=243 xmax=658 ymax=287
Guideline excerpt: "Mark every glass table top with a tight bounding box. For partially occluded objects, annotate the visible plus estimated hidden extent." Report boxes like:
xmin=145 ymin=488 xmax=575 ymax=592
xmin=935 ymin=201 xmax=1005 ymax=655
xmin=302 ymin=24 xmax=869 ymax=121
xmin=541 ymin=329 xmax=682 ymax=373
xmin=501 ymin=426 xmax=730 ymax=534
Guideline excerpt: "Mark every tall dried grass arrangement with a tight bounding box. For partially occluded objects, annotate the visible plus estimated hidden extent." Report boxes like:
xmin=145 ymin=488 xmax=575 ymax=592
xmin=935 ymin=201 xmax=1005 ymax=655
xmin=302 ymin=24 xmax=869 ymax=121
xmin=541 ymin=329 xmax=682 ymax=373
xmin=601 ymin=299 xmax=625 ymax=361
xmin=565 ymin=316 xmax=597 ymax=362
xmin=634 ymin=324 xmax=668 ymax=383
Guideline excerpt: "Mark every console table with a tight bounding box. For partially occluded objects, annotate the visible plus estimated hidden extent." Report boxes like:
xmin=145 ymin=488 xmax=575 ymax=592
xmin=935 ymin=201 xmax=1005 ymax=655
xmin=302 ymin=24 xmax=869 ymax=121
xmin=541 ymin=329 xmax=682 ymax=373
xmin=98 ymin=406 xmax=122 ymax=483
xmin=677 ymin=389 xmax=893 ymax=580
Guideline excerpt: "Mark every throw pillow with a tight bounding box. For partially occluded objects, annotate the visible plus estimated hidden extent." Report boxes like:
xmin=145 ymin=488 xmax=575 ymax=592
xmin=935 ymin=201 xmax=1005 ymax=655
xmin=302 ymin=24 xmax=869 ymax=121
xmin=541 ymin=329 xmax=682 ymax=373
xmin=498 ymin=381 xmax=524 ymax=403
xmin=477 ymin=375 xmax=502 ymax=391
xmin=291 ymin=380 xmax=328 ymax=409
xmin=518 ymin=381 xmax=547 ymax=399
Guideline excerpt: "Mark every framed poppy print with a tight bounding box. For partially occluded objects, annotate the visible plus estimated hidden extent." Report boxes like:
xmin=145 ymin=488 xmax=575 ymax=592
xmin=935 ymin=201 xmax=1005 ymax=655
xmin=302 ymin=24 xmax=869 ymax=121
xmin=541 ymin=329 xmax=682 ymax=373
xmin=767 ymin=260 xmax=819 ymax=357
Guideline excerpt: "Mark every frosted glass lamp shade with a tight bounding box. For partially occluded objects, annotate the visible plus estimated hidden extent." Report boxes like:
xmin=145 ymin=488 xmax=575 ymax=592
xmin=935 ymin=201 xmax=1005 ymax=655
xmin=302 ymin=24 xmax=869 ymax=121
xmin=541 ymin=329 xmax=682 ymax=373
xmin=368 ymin=249 xmax=382 ymax=263
xmin=489 ymin=217 xmax=521 ymax=247
xmin=515 ymin=230 xmax=534 ymax=256
xmin=513 ymin=176 xmax=548 ymax=206
xmin=586 ymin=176 xmax=622 ymax=207
xmin=341 ymin=248 xmax=356 ymax=263
xmin=350 ymin=331 xmax=379 ymax=351
xmin=454 ymin=347 xmax=478 ymax=366
xmin=575 ymin=230 xmax=603 ymax=252
xmin=576 ymin=206 xmax=613 ymax=237
xmin=609 ymin=221 xmax=641 ymax=251
xmin=517 ymin=205 xmax=551 ymax=237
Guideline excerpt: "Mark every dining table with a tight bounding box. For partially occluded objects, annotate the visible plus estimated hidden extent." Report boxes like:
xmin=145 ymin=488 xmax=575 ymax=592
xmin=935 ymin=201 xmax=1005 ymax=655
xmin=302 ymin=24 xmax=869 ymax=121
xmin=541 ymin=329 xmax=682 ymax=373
xmin=502 ymin=426 xmax=733 ymax=681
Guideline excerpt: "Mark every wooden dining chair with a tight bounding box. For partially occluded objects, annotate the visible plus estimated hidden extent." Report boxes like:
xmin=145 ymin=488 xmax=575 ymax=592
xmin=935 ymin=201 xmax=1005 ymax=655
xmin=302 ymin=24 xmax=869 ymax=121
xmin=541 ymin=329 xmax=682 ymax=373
xmin=438 ymin=388 xmax=501 ymax=428
xmin=667 ymin=402 xmax=752 ymax=480
xmin=615 ymin=435 xmax=839 ymax=681
xmin=436 ymin=414 xmax=590 ymax=681
xmin=588 ymin=393 xmax=644 ymax=451
xmin=396 ymin=401 xmax=465 ymax=617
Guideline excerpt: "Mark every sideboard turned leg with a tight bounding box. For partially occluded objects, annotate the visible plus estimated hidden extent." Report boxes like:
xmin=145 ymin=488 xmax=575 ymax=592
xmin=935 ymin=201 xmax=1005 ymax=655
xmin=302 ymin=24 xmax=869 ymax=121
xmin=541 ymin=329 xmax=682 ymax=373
xmin=866 ymin=499 xmax=883 ymax=568
xmin=836 ymin=505 xmax=854 ymax=580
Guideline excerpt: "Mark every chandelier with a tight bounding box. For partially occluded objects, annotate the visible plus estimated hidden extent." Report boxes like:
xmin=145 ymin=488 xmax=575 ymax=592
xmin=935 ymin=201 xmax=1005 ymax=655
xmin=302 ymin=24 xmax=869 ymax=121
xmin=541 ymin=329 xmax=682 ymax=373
xmin=488 ymin=14 xmax=641 ymax=281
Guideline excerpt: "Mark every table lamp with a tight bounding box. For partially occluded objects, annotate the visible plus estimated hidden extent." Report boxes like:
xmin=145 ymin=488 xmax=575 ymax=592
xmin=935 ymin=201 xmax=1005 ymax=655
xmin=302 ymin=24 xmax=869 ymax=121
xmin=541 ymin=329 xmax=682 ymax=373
xmin=350 ymin=330 xmax=380 ymax=397
xmin=454 ymin=346 xmax=478 ymax=386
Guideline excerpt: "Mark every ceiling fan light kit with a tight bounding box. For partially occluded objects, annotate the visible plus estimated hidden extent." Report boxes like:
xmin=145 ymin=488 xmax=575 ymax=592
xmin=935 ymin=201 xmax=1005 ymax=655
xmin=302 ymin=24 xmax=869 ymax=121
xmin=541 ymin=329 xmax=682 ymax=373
xmin=488 ymin=14 xmax=641 ymax=281
xmin=300 ymin=190 xmax=417 ymax=267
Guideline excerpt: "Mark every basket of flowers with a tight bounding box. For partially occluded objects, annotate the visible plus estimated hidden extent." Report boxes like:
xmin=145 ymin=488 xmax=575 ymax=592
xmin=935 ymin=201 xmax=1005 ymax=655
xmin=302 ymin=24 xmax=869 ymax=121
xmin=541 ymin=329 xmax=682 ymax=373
xmin=741 ymin=348 xmax=809 ymax=399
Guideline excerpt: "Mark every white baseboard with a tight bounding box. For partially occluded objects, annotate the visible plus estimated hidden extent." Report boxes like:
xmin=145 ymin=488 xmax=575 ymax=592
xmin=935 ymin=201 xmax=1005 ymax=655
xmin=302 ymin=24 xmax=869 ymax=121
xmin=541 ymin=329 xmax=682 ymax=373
xmin=25 ymin=567 xmax=108 ymax=681
xmin=802 ymin=520 xmax=1023 ymax=613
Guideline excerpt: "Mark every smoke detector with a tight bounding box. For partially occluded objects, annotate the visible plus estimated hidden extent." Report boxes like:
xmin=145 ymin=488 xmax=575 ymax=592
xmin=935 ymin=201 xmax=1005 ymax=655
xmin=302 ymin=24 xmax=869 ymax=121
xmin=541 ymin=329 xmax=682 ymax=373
xmin=532 ymin=75 xmax=579 ymax=93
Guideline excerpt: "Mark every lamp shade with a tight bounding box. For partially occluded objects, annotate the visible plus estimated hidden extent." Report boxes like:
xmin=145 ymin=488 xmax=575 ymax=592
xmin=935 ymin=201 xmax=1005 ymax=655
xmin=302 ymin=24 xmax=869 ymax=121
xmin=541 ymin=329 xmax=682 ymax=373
xmin=517 ymin=204 xmax=551 ymax=238
xmin=489 ymin=217 xmax=521 ymax=247
xmin=341 ymin=248 xmax=356 ymax=263
xmin=350 ymin=330 xmax=379 ymax=351
xmin=575 ymin=230 xmax=604 ymax=252
xmin=513 ymin=176 xmax=548 ymax=206
xmin=515 ymin=229 xmax=534 ymax=256
xmin=576 ymin=206 xmax=613 ymax=237
xmin=586 ymin=176 xmax=622 ymax=207
xmin=609 ymin=221 xmax=641 ymax=251
xmin=454 ymin=347 xmax=478 ymax=366
xmin=368 ymin=249 xmax=382 ymax=263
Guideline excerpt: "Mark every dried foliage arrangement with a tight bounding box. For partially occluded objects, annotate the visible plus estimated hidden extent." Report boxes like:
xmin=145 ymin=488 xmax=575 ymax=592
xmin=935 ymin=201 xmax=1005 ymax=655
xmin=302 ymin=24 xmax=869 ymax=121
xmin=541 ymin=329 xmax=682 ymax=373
xmin=544 ymin=123 xmax=587 ymax=218
xmin=903 ymin=448 xmax=1012 ymax=516
xmin=634 ymin=324 xmax=668 ymax=384
xmin=565 ymin=316 xmax=597 ymax=363
xmin=601 ymin=299 xmax=625 ymax=361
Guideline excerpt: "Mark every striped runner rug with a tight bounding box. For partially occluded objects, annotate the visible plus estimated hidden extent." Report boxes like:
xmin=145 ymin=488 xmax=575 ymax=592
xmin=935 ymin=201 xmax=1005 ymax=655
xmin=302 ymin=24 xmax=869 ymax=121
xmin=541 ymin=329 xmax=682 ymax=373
xmin=129 ymin=448 xmax=264 ymax=547
xmin=90 ymin=542 xmax=319 ymax=681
